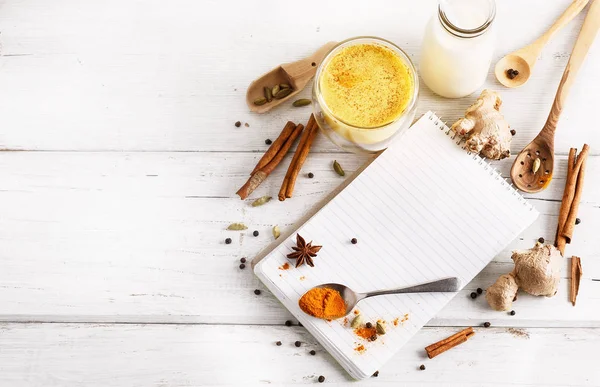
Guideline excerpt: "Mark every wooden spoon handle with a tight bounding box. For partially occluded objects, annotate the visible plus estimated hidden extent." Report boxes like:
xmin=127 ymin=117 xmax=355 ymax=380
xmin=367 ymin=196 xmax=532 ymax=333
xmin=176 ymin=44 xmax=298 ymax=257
xmin=521 ymin=0 xmax=590 ymax=59
xmin=281 ymin=41 xmax=337 ymax=87
xmin=542 ymin=0 xmax=600 ymax=136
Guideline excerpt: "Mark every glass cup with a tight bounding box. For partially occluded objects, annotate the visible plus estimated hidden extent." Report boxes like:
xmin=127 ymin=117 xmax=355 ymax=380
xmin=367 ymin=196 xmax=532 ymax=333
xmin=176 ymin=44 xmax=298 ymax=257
xmin=312 ymin=37 xmax=419 ymax=154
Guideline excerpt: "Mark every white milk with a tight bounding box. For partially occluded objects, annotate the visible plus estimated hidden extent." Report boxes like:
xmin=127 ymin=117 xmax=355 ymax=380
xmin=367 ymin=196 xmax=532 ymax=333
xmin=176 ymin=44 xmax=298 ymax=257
xmin=420 ymin=0 xmax=496 ymax=98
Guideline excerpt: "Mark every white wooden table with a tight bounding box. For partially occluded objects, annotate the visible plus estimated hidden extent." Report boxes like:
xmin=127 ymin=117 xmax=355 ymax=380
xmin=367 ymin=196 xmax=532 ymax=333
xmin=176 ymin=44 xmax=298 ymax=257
xmin=0 ymin=0 xmax=599 ymax=385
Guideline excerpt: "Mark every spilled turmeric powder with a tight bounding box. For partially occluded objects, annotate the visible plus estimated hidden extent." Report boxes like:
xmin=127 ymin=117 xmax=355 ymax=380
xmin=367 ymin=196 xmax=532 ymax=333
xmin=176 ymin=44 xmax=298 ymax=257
xmin=298 ymin=287 xmax=346 ymax=319
xmin=354 ymin=326 xmax=377 ymax=340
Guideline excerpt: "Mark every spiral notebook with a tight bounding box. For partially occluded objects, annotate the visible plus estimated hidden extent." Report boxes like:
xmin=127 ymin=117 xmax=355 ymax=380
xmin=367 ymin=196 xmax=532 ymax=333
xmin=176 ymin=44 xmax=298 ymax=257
xmin=253 ymin=111 xmax=538 ymax=379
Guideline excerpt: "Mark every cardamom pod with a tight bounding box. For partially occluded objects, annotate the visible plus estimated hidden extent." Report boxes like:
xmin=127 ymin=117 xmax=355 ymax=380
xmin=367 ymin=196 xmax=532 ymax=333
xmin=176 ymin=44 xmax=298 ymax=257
xmin=274 ymin=88 xmax=293 ymax=99
xmin=272 ymin=225 xmax=281 ymax=239
xmin=253 ymin=97 xmax=267 ymax=106
xmin=264 ymin=86 xmax=273 ymax=102
xmin=280 ymin=83 xmax=291 ymax=90
xmin=532 ymin=157 xmax=541 ymax=173
xmin=251 ymin=195 xmax=272 ymax=207
xmin=227 ymin=222 xmax=248 ymax=231
xmin=333 ymin=160 xmax=345 ymax=176
xmin=271 ymin=84 xmax=280 ymax=96
xmin=350 ymin=314 xmax=363 ymax=328
xmin=376 ymin=321 xmax=386 ymax=335
xmin=292 ymin=99 xmax=311 ymax=107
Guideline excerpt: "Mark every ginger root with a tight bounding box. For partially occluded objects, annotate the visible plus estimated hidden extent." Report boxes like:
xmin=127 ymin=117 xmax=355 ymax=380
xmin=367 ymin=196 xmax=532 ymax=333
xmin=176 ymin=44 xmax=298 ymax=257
xmin=486 ymin=243 xmax=562 ymax=311
xmin=451 ymin=89 xmax=511 ymax=160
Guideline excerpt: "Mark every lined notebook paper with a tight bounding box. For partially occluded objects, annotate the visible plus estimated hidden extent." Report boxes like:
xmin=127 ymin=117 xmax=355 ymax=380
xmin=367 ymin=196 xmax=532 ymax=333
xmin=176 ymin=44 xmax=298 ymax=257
xmin=254 ymin=112 xmax=538 ymax=379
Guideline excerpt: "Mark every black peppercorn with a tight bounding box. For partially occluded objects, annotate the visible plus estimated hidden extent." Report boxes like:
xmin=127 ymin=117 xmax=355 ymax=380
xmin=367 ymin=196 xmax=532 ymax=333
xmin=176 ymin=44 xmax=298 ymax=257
xmin=477 ymin=288 xmax=483 ymax=295
xmin=506 ymin=69 xmax=518 ymax=79
xmin=254 ymin=289 xmax=261 ymax=295
xmin=240 ymin=257 xmax=246 ymax=263
xmin=483 ymin=321 xmax=491 ymax=328
xmin=285 ymin=320 xmax=292 ymax=327
xmin=419 ymin=364 xmax=426 ymax=371
xmin=318 ymin=376 xmax=325 ymax=383
xmin=309 ymin=350 xmax=316 ymax=355
xmin=372 ymin=371 xmax=379 ymax=377
xmin=470 ymin=292 xmax=477 ymax=299
xmin=276 ymin=341 xmax=282 ymax=346
xmin=307 ymin=172 xmax=314 ymax=178
xmin=253 ymin=230 xmax=259 ymax=237
xmin=351 ymin=238 xmax=358 ymax=244
xmin=294 ymin=341 xmax=301 ymax=347
xmin=235 ymin=121 xmax=241 ymax=127
xmin=510 ymin=310 xmax=516 ymax=316
xmin=225 ymin=238 xmax=232 ymax=244
xmin=369 ymin=335 xmax=377 ymax=341
xmin=510 ymin=129 xmax=516 ymax=136
xmin=265 ymin=139 xmax=272 ymax=145
xmin=575 ymin=218 xmax=581 ymax=225
xmin=239 ymin=263 xmax=245 ymax=269
xmin=538 ymin=237 xmax=545 ymax=243
xmin=365 ymin=322 xmax=372 ymax=329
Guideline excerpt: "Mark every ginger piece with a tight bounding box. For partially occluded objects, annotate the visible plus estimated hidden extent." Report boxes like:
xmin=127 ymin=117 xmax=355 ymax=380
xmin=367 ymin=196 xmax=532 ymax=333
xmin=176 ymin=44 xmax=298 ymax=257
xmin=485 ymin=274 xmax=518 ymax=311
xmin=451 ymin=89 xmax=511 ymax=160
xmin=486 ymin=243 xmax=562 ymax=311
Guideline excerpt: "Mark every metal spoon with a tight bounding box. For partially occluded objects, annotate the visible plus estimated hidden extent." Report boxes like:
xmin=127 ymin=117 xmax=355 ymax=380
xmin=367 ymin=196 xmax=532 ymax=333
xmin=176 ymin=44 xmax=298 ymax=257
xmin=494 ymin=0 xmax=589 ymax=88
xmin=246 ymin=41 xmax=337 ymax=113
xmin=304 ymin=277 xmax=460 ymax=319
xmin=510 ymin=0 xmax=600 ymax=193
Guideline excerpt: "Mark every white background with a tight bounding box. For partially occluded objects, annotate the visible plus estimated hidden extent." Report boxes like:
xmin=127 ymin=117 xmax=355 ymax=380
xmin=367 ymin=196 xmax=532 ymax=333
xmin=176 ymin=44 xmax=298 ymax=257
xmin=0 ymin=0 xmax=598 ymax=385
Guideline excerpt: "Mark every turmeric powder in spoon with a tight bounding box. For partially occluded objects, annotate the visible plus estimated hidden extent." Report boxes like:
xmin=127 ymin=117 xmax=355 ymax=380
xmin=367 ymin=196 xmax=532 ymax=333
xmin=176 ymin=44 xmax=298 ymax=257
xmin=299 ymin=287 xmax=346 ymax=319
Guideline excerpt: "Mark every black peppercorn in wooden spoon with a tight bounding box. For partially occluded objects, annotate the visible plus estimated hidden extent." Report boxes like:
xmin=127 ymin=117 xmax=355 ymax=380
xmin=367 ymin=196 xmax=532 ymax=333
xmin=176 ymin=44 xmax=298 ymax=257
xmin=246 ymin=42 xmax=337 ymax=113
xmin=495 ymin=0 xmax=589 ymax=88
xmin=511 ymin=0 xmax=600 ymax=192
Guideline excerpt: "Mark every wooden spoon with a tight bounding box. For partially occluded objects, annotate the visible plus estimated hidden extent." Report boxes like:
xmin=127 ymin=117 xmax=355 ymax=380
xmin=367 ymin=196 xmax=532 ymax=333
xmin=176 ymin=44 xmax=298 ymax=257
xmin=495 ymin=0 xmax=589 ymax=88
xmin=246 ymin=41 xmax=338 ymax=113
xmin=511 ymin=0 xmax=600 ymax=193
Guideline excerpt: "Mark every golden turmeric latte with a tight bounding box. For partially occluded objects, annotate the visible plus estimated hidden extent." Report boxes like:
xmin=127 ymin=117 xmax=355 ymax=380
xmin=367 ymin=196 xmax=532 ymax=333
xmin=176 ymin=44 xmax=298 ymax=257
xmin=319 ymin=43 xmax=414 ymax=128
xmin=299 ymin=287 xmax=346 ymax=319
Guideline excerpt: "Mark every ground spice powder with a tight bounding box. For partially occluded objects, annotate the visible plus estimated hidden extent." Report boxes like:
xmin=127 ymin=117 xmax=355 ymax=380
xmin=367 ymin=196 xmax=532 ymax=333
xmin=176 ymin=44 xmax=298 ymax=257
xmin=354 ymin=326 xmax=377 ymax=340
xmin=278 ymin=262 xmax=290 ymax=270
xmin=298 ymin=287 xmax=346 ymax=319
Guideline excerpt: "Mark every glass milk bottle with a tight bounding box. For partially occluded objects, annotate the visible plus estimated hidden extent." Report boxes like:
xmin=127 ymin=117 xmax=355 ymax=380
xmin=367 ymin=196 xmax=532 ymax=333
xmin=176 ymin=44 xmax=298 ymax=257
xmin=420 ymin=0 xmax=496 ymax=98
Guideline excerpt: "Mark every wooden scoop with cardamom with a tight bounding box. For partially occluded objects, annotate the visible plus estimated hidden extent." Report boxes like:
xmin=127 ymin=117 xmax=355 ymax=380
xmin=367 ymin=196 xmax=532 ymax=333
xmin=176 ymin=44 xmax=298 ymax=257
xmin=246 ymin=41 xmax=337 ymax=113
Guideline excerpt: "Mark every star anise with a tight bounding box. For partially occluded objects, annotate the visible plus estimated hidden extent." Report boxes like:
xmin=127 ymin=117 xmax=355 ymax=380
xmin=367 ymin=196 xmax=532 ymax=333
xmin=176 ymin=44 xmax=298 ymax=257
xmin=286 ymin=233 xmax=322 ymax=268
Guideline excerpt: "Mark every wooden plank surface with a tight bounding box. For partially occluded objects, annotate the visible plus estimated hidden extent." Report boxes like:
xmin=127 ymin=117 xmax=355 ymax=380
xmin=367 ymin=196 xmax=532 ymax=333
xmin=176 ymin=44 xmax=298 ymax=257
xmin=0 ymin=323 xmax=597 ymax=387
xmin=0 ymin=0 xmax=598 ymax=154
xmin=0 ymin=152 xmax=598 ymax=325
xmin=0 ymin=0 xmax=599 ymax=384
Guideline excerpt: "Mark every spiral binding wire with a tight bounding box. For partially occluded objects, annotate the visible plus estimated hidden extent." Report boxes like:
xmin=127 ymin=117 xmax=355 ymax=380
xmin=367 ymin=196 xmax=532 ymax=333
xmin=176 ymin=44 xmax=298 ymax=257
xmin=426 ymin=111 xmax=535 ymax=211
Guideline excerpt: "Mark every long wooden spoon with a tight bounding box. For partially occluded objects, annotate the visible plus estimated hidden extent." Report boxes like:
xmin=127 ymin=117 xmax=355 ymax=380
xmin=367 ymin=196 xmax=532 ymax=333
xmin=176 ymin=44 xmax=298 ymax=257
xmin=511 ymin=0 xmax=600 ymax=193
xmin=495 ymin=0 xmax=589 ymax=88
xmin=246 ymin=42 xmax=337 ymax=113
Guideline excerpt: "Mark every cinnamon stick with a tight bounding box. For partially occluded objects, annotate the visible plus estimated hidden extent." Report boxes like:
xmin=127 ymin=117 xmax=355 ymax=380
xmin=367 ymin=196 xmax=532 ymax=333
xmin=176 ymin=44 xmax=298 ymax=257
xmin=251 ymin=121 xmax=297 ymax=175
xmin=425 ymin=327 xmax=474 ymax=359
xmin=555 ymin=144 xmax=589 ymax=254
xmin=562 ymin=145 xmax=589 ymax=244
xmin=555 ymin=148 xmax=577 ymax=252
xmin=278 ymin=114 xmax=319 ymax=201
xmin=570 ymin=256 xmax=582 ymax=306
xmin=237 ymin=124 xmax=304 ymax=200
